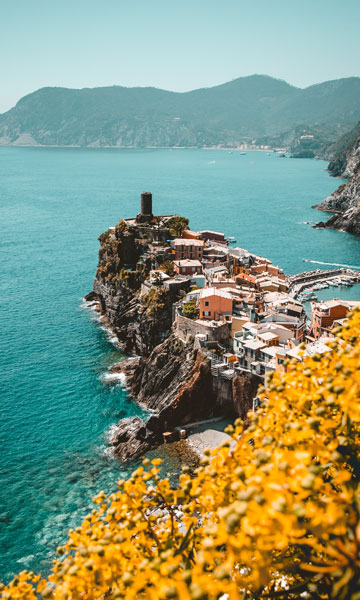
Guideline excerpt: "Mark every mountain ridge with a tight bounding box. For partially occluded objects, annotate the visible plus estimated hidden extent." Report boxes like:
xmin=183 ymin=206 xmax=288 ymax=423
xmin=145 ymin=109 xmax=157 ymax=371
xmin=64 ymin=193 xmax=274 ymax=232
xmin=1 ymin=74 xmax=360 ymax=148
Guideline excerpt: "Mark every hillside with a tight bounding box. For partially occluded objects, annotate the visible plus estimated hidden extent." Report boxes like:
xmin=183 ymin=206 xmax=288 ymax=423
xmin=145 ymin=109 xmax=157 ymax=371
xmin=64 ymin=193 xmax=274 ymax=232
xmin=315 ymin=122 xmax=360 ymax=234
xmin=0 ymin=75 xmax=360 ymax=147
xmin=325 ymin=121 xmax=360 ymax=176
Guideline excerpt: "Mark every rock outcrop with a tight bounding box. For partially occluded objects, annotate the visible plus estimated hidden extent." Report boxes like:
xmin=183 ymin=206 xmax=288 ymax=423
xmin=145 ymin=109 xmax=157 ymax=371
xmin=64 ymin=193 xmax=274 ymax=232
xmin=326 ymin=122 xmax=360 ymax=177
xmin=314 ymin=125 xmax=360 ymax=234
xmin=109 ymin=336 xmax=219 ymax=462
xmin=86 ymin=219 xmax=188 ymax=356
xmin=232 ymin=374 xmax=260 ymax=421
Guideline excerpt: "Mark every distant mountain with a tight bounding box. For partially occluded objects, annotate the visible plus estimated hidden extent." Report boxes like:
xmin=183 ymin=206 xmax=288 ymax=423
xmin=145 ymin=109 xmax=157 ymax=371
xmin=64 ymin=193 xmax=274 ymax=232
xmin=0 ymin=75 xmax=360 ymax=147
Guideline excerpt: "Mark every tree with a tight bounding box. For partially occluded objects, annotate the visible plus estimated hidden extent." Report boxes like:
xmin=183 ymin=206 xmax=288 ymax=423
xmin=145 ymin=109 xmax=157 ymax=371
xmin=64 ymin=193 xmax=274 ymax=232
xmin=166 ymin=216 xmax=189 ymax=237
xmin=182 ymin=299 xmax=199 ymax=320
xmin=159 ymin=261 xmax=175 ymax=277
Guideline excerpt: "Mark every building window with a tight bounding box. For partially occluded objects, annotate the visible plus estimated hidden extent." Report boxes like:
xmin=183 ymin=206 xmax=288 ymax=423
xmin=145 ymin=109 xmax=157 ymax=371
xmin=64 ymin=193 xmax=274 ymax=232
xmin=203 ymin=311 xmax=210 ymax=316
xmin=204 ymin=301 xmax=209 ymax=306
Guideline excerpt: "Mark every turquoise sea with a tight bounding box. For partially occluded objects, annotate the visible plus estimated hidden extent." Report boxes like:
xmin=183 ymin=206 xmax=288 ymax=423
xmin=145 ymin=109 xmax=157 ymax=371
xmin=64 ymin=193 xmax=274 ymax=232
xmin=1 ymin=147 xmax=360 ymax=582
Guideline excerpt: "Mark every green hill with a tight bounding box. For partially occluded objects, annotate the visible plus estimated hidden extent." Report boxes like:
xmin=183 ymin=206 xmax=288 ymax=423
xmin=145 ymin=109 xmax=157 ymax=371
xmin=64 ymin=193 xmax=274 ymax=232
xmin=0 ymin=75 xmax=359 ymax=147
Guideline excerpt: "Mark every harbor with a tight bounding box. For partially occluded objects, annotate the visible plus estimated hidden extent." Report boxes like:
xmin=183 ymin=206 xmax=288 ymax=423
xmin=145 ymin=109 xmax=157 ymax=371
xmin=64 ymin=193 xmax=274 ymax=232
xmin=288 ymin=267 xmax=360 ymax=302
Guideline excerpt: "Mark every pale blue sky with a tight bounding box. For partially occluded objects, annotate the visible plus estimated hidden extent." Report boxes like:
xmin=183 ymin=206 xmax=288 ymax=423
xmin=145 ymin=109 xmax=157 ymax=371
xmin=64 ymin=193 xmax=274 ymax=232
xmin=1 ymin=0 xmax=359 ymax=113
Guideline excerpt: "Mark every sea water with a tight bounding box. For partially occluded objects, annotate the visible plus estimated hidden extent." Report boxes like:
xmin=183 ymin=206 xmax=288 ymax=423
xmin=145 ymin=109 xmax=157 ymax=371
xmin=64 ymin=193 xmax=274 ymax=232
xmin=1 ymin=147 xmax=359 ymax=581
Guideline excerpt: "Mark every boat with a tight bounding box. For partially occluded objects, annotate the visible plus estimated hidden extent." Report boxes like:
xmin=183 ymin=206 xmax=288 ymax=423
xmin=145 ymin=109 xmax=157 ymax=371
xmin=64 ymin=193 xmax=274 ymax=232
xmin=301 ymin=290 xmax=317 ymax=300
xmin=227 ymin=236 xmax=236 ymax=243
xmin=239 ymin=151 xmax=246 ymax=155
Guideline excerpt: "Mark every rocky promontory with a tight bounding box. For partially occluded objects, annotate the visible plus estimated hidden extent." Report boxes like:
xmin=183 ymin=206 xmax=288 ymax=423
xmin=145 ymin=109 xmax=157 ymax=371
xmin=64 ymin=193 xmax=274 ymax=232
xmin=87 ymin=198 xmax=259 ymax=462
xmin=314 ymin=123 xmax=360 ymax=234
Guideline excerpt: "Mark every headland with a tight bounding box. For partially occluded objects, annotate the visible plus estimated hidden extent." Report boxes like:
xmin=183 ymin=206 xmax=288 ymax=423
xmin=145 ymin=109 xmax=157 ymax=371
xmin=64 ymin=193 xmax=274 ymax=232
xmin=86 ymin=192 xmax=360 ymax=462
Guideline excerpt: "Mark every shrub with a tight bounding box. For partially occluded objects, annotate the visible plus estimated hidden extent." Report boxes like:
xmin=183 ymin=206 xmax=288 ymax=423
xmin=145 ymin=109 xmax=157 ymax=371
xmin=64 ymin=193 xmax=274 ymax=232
xmin=3 ymin=309 xmax=360 ymax=599
xmin=159 ymin=261 xmax=175 ymax=277
xmin=182 ymin=299 xmax=199 ymax=320
xmin=166 ymin=216 xmax=189 ymax=237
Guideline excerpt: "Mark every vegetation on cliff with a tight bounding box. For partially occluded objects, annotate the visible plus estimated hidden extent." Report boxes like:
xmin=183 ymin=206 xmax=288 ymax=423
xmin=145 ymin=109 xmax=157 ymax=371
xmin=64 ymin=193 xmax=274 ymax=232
xmin=165 ymin=216 xmax=189 ymax=237
xmin=182 ymin=299 xmax=199 ymax=320
xmin=3 ymin=309 xmax=360 ymax=599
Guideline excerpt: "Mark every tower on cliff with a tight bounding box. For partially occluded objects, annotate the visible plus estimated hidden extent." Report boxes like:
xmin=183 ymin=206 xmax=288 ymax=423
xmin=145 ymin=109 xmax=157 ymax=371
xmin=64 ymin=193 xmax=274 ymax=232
xmin=136 ymin=192 xmax=153 ymax=223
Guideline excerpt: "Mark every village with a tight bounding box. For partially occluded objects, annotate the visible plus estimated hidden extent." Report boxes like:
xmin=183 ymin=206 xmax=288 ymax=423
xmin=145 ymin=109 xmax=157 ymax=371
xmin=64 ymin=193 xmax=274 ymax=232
xmin=106 ymin=193 xmax=360 ymax=395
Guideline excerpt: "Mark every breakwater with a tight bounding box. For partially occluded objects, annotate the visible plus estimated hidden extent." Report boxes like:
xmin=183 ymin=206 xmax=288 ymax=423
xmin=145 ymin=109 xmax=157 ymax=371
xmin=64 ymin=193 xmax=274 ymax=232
xmin=288 ymin=268 xmax=360 ymax=298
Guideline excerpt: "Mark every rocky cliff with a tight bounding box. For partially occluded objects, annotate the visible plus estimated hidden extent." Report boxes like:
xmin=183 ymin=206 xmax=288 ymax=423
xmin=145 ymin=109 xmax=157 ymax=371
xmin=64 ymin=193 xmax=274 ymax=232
xmin=315 ymin=124 xmax=360 ymax=234
xmin=325 ymin=122 xmax=360 ymax=177
xmin=87 ymin=214 xmax=257 ymax=461
xmin=109 ymin=337 xmax=221 ymax=462
xmin=86 ymin=220 xmax=185 ymax=356
xmin=315 ymin=165 xmax=360 ymax=234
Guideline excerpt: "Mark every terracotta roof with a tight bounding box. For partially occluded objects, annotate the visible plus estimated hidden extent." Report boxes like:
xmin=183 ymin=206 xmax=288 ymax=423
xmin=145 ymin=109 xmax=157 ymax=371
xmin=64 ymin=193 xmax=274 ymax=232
xmin=174 ymin=259 xmax=202 ymax=267
xmin=173 ymin=238 xmax=204 ymax=246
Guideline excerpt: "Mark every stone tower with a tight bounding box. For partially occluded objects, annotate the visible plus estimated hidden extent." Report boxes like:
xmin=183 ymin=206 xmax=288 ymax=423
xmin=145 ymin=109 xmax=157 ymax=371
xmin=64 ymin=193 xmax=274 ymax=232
xmin=136 ymin=192 xmax=153 ymax=223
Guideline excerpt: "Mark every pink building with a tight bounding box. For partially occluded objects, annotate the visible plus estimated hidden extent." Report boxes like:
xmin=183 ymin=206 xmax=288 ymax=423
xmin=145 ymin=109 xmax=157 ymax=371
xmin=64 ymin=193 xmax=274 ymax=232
xmin=174 ymin=259 xmax=202 ymax=275
xmin=173 ymin=238 xmax=204 ymax=261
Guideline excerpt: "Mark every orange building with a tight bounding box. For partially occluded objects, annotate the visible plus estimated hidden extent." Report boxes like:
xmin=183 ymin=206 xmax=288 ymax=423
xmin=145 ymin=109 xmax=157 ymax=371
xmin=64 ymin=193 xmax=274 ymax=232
xmin=234 ymin=272 xmax=256 ymax=287
xmin=250 ymin=261 xmax=285 ymax=280
xmin=183 ymin=230 xmax=202 ymax=240
xmin=199 ymin=287 xmax=233 ymax=321
xmin=310 ymin=300 xmax=354 ymax=339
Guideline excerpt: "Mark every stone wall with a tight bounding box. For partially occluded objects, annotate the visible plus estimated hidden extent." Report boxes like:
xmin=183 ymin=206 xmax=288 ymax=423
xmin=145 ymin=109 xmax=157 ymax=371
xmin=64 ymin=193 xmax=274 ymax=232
xmin=175 ymin=309 xmax=231 ymax=344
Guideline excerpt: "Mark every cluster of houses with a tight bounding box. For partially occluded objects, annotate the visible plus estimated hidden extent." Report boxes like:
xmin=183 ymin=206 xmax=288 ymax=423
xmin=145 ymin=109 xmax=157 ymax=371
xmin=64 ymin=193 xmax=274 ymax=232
xmin=120 ymin=195 xmax=359 ymax=386
xmin=145 ymin=227 xmax=359 ymax=385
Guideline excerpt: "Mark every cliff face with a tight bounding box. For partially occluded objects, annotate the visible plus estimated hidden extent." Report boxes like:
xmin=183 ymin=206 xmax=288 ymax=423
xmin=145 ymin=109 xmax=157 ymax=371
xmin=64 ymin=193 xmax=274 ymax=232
xmin=87 ymin=220 xmax=181 ymax=356
xmin=91 ymin=277 xmax=176 ymax=356
xmin=326 ymin=122 xmax=360 ymax=177
xmin=109 ymin=336 xmax=221 ymax=462
xmin=315 ymin=126 xmax=360 ymax=234
xmin=318 ymin=166 xmax=360 ymax=234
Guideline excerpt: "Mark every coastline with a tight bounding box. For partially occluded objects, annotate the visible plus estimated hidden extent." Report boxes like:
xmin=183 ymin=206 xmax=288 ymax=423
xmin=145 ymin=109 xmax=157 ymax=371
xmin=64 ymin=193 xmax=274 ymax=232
xmin=0 ymin=143 xmax=283 ymax=152
xmin=182 ymin=418 xmax=233 ymax=457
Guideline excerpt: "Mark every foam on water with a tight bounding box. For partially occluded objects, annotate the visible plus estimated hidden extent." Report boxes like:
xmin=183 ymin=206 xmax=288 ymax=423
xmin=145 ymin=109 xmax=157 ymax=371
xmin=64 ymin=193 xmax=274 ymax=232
xmin=100 ymin=371 xmax=127 ymax=385
xmin=303 ymin=259 xmax=360 ymax=269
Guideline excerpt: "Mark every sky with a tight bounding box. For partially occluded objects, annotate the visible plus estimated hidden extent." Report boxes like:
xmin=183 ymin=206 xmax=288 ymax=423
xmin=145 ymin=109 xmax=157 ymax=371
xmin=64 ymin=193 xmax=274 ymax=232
xmin=0 ymin=0 xmax=359 ymax=113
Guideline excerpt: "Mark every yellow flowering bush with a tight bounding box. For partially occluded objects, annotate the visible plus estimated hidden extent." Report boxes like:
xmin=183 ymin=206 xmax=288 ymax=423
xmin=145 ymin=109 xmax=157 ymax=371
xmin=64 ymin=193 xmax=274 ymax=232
xmin=2 ymin=309 xmax=360 ymax=600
